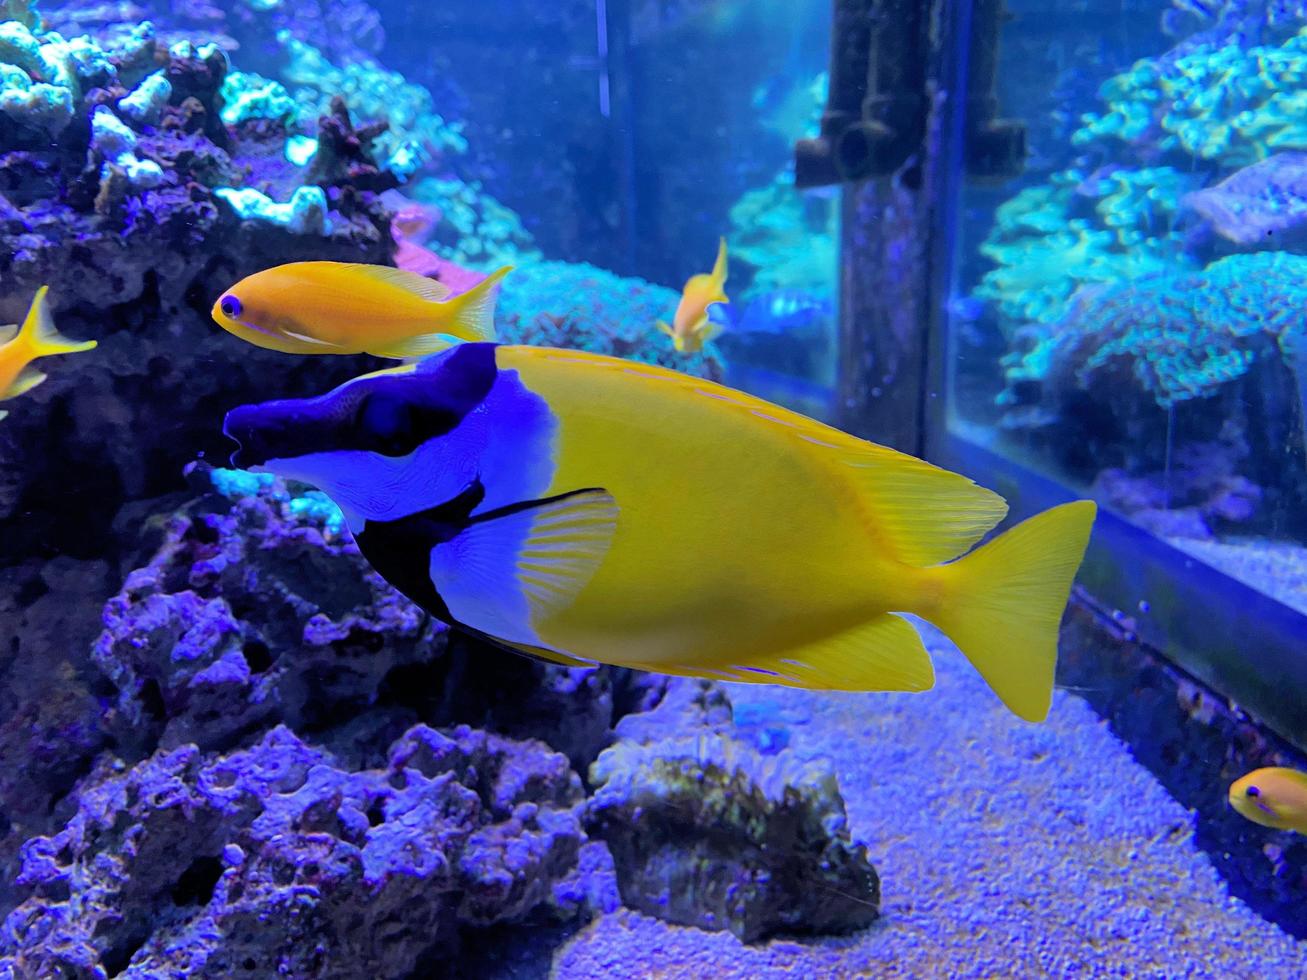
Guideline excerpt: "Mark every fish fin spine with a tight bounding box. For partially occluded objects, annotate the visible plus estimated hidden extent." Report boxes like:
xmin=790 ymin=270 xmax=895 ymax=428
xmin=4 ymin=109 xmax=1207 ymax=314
xmin=656 ymin=319 xmax=675 ymax=339
xmin=924 ymin=500 xmax=1096 ymax=722
xmin=442 ymin=265 xmax=512 ymax=342
xmin=711 ymin=236 xmax=728 ymax=289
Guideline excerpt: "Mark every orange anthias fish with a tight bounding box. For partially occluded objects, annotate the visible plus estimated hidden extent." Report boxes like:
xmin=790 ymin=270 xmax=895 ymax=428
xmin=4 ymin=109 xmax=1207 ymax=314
xmin=0 ymin=286 xmax=97 ymax=422
xmin=211 ymin=261 xmax=512 ymax=359
xmin=658 ymin=237 xmax=729 ymax=354
xmin=1230 ymin=767 xmax=1307 ymax=833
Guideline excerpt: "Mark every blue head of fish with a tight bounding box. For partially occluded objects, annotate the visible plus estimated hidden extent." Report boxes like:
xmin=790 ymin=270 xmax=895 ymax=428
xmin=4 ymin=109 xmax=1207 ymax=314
xmin=223 ymin=343 xmax=558 ymax=537
xmin=223 ymin=344 xmax=498 ymax=472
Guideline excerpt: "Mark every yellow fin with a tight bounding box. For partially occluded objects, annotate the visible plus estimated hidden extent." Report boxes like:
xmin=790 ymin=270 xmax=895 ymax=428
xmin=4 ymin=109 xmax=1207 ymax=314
xmin=439 ymin=265 xmax=512 ymax=343
xmin=19 ymin=287 xmax=97 ymax=358
xmin=623 ymin=614 xmax=935 ymax=692
xmin=368 ymin=332 xmax=461 ymax=360
xmin=349 ymin=265 xmax=452 ymax=303
xmin=710 ymin=235 xmax=728 ymax=290
xmin=930 ymin=500 xmax=1097 ymax=722
xmin=656 ymin=319 xmax=675 ymax=338
xmin=839 ymin=443 xmax=1009 ymax=566
xmin=2 ymin=366 xmax=48 ymax=399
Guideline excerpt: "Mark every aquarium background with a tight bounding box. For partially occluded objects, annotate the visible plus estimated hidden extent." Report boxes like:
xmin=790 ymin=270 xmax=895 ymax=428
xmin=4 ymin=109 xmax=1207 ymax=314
xmin=0 ymin=0 xmax=1305 ymax=976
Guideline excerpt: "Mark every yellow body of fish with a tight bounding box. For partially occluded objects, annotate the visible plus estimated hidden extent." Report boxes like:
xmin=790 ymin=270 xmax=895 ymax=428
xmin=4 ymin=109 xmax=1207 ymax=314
xmin=0 ymin=286 xmax=97 ymax=422
xmin=1230 ymin=767 xmax=1307 ymax=833
xmin=658 ymin=237 xmax=728 ymax=354
xmin=210 ymin=261 xmax=512 ymax=359
xmin=492 ymin=346 xmax=1095 ymax=721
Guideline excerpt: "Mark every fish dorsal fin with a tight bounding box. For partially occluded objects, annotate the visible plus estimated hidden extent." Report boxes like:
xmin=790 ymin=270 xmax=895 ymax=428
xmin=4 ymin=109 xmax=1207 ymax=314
xmin=2 ymin=366 xmax=48 ymax=399
xmin=620 ymin=614 xmax=934 ymax=693
xmin=0 ymin=324 xmax=17 ymax=345
xmin=350 ymin=265 xmax=453 ymax=303
xmin=710 ymin=236 xmax=728 ymax=290
xmin=429 ymin=488 xmax=619 ymax=649
xmin=507 ymin=346 xmax=1006 ymax=565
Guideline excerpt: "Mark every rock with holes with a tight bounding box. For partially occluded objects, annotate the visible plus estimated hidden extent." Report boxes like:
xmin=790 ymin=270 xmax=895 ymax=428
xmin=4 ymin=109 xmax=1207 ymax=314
xmin=585 ymin=731 xmax=880 ymax=943
xmin=0 ymin=723 xmax=585 ymax=977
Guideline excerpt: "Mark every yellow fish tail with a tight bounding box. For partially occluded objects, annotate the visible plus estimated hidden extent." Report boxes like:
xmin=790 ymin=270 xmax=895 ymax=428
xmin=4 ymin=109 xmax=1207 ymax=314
xmin=19 ymin=286 xmax=97 ymax=358
xmin=441 ymin=265 xmax=512 ymax=343
xmin=927 ymin=500 xmax=1096 ymax=722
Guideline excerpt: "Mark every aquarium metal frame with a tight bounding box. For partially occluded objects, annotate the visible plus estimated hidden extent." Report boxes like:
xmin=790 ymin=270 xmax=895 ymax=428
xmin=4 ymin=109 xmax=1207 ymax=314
xmin=900 ymin=0 xmax=1307 ymax=748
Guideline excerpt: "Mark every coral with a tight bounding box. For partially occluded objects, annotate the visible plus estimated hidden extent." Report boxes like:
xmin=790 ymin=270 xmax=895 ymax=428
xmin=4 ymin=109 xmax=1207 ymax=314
xmin=494 ymin=261 xmax=727 ymax=381
xmin=90 ymin=104 xmax=165 ymax=188
xmin=586 ymin=731 xmax=879 ymax=943
xmin=277 ymin=31 xmax=465 ymax=178
xmin=727 ymin=166 xmax=837 ymax=298
xmin=410 ymin=175 xmax=541 ymax=270
xmin=1182 ymin=151 xmax=1307 ymax=246
xmin=218 ymin=69 xmax=296 ymax=126
xmin=304 ymin=94 xmax=400 ymax=196
xmin=214 ymin=184 xmax=331 ymax=235
xmin=976 ymin=166 xmax=1200 ymax=330
xmin=0 ymin=723 xmax=585 ymax=976
xmin=1074 ymin=30 xmax=1307 ymax=167
xmin=117 ymin=68 xmax=171 ymax=126
xmin=1027 ymin=251 xmax=1307 ymax=408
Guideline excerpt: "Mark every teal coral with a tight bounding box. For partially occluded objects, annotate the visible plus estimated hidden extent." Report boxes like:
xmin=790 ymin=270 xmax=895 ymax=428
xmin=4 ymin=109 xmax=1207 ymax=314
xmin=219 ymin=70 xmax=296 ymax=126
xmin=117 ymin=70 xmax=170 ymax=126
xmin=976 ymin=166 xmax=1200 ymax=328
xmin=209 ymin=469 xmax=346 ymax=538
xmin=494 ymin=261 xmax=725 ymax=381
xmin=1074 ymin=30 xmax=1307 ymax=166
xmin=1023 ymin=252 xmax=1307 ymax=407
xmin=410 ymin=176 xmax=541 ymax=269
xmin=727 ymin=169 xmax=837 ymax=298
xmin=213 ymin=185 xmax=331 ymax=235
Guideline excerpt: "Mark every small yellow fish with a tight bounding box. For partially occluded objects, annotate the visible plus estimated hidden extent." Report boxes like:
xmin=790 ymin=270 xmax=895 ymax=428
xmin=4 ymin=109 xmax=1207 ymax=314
xmin=658 ymin=237 xmax=729 ymax=354
xmin=211 ymin=261 xmax=512 ymax=359
xmin=1229 ymin=767 xmax=1307 ymax=833
xmin=0 ymin=286 xmax=97 ymax=422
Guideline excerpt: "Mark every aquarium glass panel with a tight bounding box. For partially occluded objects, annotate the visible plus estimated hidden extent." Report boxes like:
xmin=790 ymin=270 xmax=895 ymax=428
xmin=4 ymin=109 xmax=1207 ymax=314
xmin=950 ymin=0 xmax=1307 ymax=616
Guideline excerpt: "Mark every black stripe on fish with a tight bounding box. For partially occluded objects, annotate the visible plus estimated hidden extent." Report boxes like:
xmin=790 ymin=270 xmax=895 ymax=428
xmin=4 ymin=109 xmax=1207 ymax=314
xmin=355 ymin=481 xmax=609 ymax=668
xmin=224 ymin=343 xmax=499 ymax=467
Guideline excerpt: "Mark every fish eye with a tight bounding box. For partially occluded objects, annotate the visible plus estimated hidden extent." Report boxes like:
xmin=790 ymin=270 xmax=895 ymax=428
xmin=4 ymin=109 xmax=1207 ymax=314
xmin=220 ymin=295 xmax=243 ymax=319
xmin=1246 ymin=786 xmax=1261 ymax=798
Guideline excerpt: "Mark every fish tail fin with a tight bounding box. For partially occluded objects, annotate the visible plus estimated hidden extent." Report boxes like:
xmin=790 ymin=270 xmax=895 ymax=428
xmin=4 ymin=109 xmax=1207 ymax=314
xmin=441 ymin=265 xmax=512 ymax=342
xmin=19 ymin=286 xmax=97 ymax=357
xmin=711 ymin=236 xmax=728 ymax=291
xmin=925 ymin=500 xmax=1096 ymax=722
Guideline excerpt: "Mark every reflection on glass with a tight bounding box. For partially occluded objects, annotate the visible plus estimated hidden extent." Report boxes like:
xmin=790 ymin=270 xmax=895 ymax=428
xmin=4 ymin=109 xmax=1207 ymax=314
xmin=953 ymin=1 xmax=1307 ymax=614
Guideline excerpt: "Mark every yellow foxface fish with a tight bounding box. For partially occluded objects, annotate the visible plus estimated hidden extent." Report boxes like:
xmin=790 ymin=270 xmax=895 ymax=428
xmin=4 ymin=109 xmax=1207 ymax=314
xmin=211 ymin=262 xmax=512 ymax=359
xmin=0 ymin=286 xmax=97 ymax=422
xmin=1230 ymin=768 xmax=1307 ymax=833
xmin=223 ymin=344 xmax=1096 ymax=721
xmin=658 ymin=237 xmax=729 ymax=354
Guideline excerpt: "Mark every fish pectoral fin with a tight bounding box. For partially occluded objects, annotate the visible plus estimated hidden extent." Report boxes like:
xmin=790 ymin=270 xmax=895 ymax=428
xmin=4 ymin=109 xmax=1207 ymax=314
xmin=693 ymin=315 xmax=723 ymax=344
xmin=430 ymin=488 xmax=619 ymax=647
xmin=623 ymin=615 xmax=934 ymax=692
xmin=656 ymin=319 xmax=675 ymax=338
xmin=2 ymin=366 xmax=48 ymax=399
xmin=282 ymin=329 xmax=343 ymax=350
xmin=347 ymin=264 xmax=453 ymax=302
xmin=369 ymin=332 xmax=462 ymax=360
xmin=0 ymin=409 xmax=8 ymax=422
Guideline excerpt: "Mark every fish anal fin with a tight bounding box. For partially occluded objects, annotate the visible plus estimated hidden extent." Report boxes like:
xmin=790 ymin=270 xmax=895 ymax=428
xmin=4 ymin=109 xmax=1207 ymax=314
xmin=369 ymin=332 xmax=462 ymax=360
xmin=348 ymin=265 xmax=453 ymax=302
xmin=623 ymin=614 xmax=935 ymax=693
xmin=430 ymin=488 xmax=619 ymax=648
xmin=2 ymin=366 xmax=48 ymax=399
